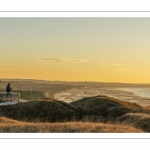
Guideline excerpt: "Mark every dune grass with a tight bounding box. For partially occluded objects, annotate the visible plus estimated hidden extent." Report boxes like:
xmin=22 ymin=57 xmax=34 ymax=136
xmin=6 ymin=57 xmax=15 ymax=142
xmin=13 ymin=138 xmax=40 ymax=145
xmin=0 ymin=95 xmax=150 ymax=132
xmin=0 ymin=100 xmax=82 ymax=122
xmin=70 ymin=95 xmax=143 ymax=117
xmin=0 ymin=117 xmax=143 ymax=133
xmin=116 ymin=113 xmax=150 ymax=132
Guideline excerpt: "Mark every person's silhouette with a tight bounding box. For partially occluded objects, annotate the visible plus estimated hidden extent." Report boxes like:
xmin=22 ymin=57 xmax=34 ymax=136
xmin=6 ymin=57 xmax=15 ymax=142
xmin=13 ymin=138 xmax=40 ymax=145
xmin=6 ymin=83 xmax=15 ymax=101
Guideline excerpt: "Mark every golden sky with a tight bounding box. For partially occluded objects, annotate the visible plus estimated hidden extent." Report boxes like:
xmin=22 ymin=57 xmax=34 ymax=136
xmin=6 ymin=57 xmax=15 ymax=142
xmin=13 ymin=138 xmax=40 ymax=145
xmin=1 ymin=18 xmax=150 ymax=83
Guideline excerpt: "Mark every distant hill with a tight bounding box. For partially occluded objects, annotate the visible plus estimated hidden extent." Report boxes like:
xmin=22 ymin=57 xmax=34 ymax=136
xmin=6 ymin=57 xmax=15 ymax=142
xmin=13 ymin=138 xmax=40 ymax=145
xmin=0 ymin=80 xmax=74 ymax=98
xmin=0 ymin=80 xmax=73 ymax=91
xmin=1 ymin=78 xmax=150 ymax=87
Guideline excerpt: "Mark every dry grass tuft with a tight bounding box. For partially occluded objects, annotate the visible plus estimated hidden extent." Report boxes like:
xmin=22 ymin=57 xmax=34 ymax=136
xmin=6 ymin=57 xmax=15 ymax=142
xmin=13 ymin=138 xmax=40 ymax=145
xmin=0 ymin=117 xmax=143 ymax=133
xmin=0 ymin=95 xmax=150 ymax=133
xmin=116 ymin=113 xmax=150 ymax=132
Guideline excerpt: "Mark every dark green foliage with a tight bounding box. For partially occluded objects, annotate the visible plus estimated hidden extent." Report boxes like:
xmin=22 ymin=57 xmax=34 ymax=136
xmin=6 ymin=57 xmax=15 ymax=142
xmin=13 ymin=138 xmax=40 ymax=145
xmin=71 ymin=95 xmax=143 ymax=117
xmin=0 ymin=100 xmax=82 ymax=122
xmin=0 ymin=95 xmax=147 ymax=124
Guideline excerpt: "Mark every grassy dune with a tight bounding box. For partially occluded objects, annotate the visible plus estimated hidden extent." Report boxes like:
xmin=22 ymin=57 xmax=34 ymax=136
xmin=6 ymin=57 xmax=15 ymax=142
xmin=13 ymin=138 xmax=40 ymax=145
xmin=117 ymin=113 xmax=150 ymax=132
xmin=70 ymin=95 xmax=143 ymax=117
xmin=0 ymin=95 xmax=150 ymax=132
xmin=0 ymin=100 xmax=82 ymax=122
xmin=0 ymin=117 xmax=143 ymax=133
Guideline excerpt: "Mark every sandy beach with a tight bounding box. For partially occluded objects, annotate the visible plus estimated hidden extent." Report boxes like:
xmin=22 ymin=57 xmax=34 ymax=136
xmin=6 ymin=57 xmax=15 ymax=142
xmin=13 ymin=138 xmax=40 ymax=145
xmin=54 ymin=87 xmax=150 ymax=108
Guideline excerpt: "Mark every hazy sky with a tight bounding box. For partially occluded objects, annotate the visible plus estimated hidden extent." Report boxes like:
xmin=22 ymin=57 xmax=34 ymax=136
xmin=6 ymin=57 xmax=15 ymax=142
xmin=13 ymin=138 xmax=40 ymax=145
xmin=1 ymin=17 xmax=150 ymax=83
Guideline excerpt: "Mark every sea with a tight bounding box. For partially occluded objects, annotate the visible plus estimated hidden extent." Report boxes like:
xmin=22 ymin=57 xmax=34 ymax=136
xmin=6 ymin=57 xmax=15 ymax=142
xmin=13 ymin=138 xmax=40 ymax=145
xmin=54 ymin=87 xmax=150 ymax=107
xmin=119 ymin=87 xmax=150 ymax=99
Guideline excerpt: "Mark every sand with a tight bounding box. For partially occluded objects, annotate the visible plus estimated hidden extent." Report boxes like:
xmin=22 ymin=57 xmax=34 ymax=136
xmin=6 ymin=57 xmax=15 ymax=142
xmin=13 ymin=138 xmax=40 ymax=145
xmin=54 ymin=87 xmax=150 ymax=108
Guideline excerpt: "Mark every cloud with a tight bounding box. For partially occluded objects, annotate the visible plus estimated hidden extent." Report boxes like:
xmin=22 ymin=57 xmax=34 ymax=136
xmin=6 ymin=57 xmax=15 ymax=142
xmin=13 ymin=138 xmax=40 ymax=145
xmin=106 ymin=63 xmax=127 ymax=67
xmin=39 ymin=58 xmax=88 ymax=63
xmin=99 ymin=61 xmax=127 ymax=67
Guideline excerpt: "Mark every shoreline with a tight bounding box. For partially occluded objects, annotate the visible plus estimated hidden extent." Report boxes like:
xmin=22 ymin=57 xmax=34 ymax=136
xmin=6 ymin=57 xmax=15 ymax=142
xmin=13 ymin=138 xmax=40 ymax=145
xmin=54 ymin=87 xmax=150 ymax=108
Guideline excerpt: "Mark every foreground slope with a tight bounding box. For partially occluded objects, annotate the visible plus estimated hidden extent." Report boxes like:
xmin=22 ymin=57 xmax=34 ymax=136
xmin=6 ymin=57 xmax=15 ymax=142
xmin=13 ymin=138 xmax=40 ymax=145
xmin=0 ymin=100 xmax=81 ymax=122
xmin=0 ymin=117 xmax=143 ymax=133
xmin=0 ymin=95 xmax=145 ymax=122
xmin=0 ymin=95 xmax=150 ymax=132
xmin=117 ymin=113 xmax=150 ymax=132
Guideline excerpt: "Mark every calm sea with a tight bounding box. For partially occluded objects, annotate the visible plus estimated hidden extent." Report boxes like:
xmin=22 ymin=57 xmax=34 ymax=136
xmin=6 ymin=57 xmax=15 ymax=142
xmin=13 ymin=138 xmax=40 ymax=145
xmin=119 ymin=87 xmax=150 ymax=98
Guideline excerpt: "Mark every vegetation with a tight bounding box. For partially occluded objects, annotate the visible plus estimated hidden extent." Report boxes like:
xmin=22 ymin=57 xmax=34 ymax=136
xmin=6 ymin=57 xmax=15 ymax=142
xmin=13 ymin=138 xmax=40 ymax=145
xmin=0 ymin=80 xmax=74 ymax=97
xmin=0 ymin=100 xmax=82 ymax=122
xmin=116 ymin=113 xmax=150 ymax=132
xmin=0 ymin=95 xmax=150 ymax=132
xmin=70 ymin=95 xmax=143 ymax=117
xmin=0 ymin=117 xmax=143 ymax=133
xmin=0 ymin=89 xmax=43 ymax=100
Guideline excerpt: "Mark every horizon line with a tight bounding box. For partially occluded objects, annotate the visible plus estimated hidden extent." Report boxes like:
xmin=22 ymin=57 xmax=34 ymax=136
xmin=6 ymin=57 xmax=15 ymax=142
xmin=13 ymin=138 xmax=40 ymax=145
xmin=1 ymin=78 xmax=150 ymax=84
xmin=1 ymin=11 xmax=150 ymax=12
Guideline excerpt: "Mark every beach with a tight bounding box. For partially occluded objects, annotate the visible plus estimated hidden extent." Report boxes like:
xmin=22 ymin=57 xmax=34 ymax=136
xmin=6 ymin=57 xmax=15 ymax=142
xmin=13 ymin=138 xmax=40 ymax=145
xmin=54 ymin=87 xmax=150 ymax=108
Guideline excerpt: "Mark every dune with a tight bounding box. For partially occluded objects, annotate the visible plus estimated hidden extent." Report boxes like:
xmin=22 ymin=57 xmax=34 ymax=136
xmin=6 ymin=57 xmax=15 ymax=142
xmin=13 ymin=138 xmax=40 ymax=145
xmin=0 ymin=95 xmax=146 ymax=123
xmin=0 ymin=95 xmax=150 ymax=132
xmin=117 ymin=113 xmax=150 ymax=132
xmin=0 ymin=116 xmax=143 ymax=133
xmin=0 ymin=99 xmax=82 ymax=122
xmin=70 ymin=95 xmax=143 ymax=118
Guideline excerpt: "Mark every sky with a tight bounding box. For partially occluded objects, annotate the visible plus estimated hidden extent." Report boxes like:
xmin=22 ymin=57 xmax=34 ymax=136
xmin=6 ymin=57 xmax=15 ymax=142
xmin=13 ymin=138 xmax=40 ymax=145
xmin=1 ymin=17 xmax=150 ymax=83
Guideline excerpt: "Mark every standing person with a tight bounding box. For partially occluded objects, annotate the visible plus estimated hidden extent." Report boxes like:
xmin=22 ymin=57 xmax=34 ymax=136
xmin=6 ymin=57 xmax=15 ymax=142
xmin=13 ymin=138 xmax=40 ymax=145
xmin=6 ymin=83 xmax=15 ymax=101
